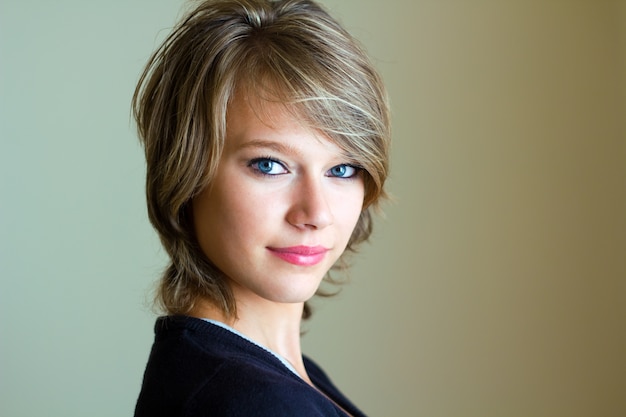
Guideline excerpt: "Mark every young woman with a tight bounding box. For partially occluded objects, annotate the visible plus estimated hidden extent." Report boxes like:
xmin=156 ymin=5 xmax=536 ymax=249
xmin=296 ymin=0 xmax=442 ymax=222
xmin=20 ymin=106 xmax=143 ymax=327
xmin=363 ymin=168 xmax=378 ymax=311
xmin=132 ymin=0 xmax=390 ymax=415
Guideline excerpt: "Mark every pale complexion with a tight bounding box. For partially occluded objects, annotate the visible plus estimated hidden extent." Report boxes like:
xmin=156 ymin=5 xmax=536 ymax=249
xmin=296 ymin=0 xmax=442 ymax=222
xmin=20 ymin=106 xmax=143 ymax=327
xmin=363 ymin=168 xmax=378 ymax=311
xmin=191 ymin=92 xmax=365 ymax=385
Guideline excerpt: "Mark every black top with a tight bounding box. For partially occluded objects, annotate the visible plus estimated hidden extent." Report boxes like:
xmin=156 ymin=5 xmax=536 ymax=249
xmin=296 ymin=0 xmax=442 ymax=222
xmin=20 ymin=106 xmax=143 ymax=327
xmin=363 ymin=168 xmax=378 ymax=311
xmin=134 ymin=316 xmax=366 ymax=416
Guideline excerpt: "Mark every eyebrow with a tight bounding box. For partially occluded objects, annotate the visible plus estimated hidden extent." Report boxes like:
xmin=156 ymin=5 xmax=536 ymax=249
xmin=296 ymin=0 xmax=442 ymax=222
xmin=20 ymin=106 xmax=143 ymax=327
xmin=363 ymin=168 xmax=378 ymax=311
xmin=236 ymin=138 xmax=359 ymax=165
xmin=236 ymin=139 xmax=302 ymax=156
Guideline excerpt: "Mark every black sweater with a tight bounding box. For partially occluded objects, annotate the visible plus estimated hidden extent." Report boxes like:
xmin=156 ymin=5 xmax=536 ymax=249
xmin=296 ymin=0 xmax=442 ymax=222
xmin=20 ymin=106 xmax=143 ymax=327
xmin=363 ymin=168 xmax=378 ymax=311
xmin=134 ymin=316 xmax=366 ymax=416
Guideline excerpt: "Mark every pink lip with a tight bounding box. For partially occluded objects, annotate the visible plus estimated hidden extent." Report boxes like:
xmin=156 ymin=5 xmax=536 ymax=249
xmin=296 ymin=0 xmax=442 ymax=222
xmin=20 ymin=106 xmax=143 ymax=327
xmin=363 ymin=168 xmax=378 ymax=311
xmin=267 ymin=245 xmax=329 ymax=266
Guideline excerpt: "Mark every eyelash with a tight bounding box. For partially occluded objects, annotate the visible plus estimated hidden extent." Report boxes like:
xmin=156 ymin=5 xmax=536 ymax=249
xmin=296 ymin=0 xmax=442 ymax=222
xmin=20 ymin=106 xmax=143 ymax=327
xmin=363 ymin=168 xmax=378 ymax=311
xmin=247 ymin=156 xmax=361 ymax=179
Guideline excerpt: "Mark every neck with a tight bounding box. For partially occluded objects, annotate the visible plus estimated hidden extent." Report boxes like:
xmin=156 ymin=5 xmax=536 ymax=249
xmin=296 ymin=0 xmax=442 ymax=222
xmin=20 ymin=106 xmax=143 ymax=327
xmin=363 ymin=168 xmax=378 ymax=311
xmin=189 ymin=296 xmax=311 ymax=384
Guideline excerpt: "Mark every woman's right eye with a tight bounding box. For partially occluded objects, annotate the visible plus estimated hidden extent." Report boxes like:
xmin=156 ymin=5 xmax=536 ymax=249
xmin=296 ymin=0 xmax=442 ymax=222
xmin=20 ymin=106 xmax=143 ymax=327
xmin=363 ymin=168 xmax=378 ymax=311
xmin=248 ymin=158 xmax=288 ymax=176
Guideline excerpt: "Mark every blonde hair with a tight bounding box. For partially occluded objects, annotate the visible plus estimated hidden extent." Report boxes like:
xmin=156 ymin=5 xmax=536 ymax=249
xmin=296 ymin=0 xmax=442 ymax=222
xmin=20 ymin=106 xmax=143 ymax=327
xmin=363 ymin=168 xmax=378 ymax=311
xmin=132 ymin=0 xmax=390 ymax=319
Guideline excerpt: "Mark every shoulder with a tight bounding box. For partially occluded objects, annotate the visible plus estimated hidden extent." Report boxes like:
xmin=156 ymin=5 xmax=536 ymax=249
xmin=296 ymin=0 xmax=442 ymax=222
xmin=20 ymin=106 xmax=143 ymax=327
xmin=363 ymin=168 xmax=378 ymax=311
xmin=189 ymin=361 xmax=339 ymax=416
xmin=135 ymin=316 xmax=342 ymax=417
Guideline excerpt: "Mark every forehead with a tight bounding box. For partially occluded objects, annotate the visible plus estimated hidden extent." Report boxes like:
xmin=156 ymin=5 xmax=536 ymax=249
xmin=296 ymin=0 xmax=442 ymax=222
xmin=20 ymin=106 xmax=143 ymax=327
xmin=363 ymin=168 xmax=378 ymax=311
xmin=226 ymin=76 xmax=311 ymax=125
xmin=226 ymin=89 xmax=305 ymax=141
xmin=227 ymin=89 xmax=295 ymax=131
xmin=224 ymin=91 xmax=350 ymax=159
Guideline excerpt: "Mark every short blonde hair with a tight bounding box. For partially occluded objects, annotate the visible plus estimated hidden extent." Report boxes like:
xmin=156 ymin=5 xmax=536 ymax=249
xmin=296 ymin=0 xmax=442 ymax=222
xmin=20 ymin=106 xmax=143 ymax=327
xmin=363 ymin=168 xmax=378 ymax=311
xmin=133 ymin=0 xmax=390 ymax=318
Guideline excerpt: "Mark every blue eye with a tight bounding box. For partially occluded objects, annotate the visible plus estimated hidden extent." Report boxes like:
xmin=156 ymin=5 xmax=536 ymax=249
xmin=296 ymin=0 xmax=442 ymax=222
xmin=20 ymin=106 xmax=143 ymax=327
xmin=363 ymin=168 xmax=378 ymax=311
xmin=328 ymin=164 xmax=358 ymax=178
xmin=249 ymin=158 xmax=288 ymax=175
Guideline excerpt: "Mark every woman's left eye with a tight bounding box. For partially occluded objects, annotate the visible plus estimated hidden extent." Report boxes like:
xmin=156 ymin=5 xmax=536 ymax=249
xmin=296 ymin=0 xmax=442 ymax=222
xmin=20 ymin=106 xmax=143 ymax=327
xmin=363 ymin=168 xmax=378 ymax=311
xmin=327 ymin=164 xmax=358 ymax=178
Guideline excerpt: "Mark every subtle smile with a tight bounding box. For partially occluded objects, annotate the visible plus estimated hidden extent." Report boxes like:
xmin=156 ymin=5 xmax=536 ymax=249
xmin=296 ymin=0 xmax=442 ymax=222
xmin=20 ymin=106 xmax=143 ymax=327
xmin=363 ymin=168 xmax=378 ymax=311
xmin=267 ymin=245 xmax=329 ymax=266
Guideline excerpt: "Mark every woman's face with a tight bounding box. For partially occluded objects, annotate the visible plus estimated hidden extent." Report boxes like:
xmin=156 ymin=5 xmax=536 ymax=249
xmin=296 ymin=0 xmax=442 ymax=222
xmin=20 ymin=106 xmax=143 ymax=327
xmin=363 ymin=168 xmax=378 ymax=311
xmin=192 ymin=93 xmax=365 ymax=308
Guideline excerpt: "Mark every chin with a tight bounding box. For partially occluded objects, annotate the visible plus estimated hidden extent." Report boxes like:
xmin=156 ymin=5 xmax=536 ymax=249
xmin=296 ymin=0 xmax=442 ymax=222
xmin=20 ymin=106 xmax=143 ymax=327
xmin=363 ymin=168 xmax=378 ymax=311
xmin=267 ymin=284 xmax=321 ymax=305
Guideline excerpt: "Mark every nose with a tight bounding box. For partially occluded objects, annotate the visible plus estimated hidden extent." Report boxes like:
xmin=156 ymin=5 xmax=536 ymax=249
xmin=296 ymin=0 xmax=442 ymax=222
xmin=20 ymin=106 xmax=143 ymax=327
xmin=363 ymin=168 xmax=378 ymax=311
xmin=286 ymin=176 xmax=334 ymax=230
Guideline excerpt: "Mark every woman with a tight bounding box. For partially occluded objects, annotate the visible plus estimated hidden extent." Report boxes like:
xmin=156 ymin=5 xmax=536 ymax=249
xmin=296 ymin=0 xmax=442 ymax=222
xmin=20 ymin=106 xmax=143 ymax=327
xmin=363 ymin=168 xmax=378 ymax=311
xmin=133 ymin=0 xmax=390 ymax=415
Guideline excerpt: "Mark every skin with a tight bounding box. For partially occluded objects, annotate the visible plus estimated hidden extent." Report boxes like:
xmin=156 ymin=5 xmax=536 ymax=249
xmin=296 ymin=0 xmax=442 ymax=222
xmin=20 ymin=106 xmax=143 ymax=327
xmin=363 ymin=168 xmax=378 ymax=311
xmin=190 ymin=91 xmax=365 ymax=386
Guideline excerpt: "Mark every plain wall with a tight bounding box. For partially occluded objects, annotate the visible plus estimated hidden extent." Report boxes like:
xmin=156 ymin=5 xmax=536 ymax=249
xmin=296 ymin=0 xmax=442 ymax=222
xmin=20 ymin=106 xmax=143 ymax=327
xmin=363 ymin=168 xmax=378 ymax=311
xmin=1 ymin=1 xmax=624 ymax=416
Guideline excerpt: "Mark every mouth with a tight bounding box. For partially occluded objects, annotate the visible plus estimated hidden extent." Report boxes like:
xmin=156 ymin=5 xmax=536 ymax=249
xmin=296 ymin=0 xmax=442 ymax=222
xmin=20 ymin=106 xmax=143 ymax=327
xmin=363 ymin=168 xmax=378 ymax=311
xmin=267 ymin=245 xmax=329 ymax=266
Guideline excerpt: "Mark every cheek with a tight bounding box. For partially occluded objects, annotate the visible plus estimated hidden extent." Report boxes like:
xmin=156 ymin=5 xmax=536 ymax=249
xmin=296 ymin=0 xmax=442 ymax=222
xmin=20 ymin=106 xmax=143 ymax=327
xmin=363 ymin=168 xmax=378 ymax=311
xmin=212 ymin=180 xmax=282 ymax=240
xmin=192 ymin=179 xmax=250 ymax=250
xmin=335 ymin=187 xmax=365 ymax=232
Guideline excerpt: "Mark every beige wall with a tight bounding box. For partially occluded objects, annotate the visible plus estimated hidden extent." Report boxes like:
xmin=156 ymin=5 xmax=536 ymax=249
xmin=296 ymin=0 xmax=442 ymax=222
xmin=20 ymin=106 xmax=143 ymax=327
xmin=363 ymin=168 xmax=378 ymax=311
xmin=1 ymin=1 xmax=624 ymax=416
xmin=304 ymin=1 xmax=626 ymax=416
